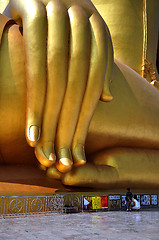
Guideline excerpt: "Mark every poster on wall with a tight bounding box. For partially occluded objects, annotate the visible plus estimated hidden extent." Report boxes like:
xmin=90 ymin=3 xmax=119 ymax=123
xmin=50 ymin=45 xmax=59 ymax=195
xmin=151 ymin=195 xmax=158 ymax=205
xmin=140 ymin=195 xmax=150 ymax=206
xmin=101 ymin=196 xmax=108 ymax=209
xmin=83 ymin=196 xmax=108 ymax=211
xmin=92 ymin=196 xmax=101 ymax=209
xmin=109 ymin=195 xmax=121 ymax=210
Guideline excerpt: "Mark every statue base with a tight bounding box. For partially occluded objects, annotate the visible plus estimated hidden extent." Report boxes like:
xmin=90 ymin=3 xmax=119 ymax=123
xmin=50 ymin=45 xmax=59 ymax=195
xmin=0 ymin=165 xmax=159 ymax=195
xmin=0 ymin=165 xmax=158 ymax=216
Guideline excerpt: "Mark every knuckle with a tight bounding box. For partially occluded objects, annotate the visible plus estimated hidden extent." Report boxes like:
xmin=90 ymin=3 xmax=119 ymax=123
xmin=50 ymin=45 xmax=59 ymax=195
xmin=47 ymin=0 xmax=67 ymax=16
xmin=27 ymin=2 xmax=46 ymax=19
xmin=90 ymin=11 xmax=106 ymax=30
xmin=68 ymin=5 xmax=88 ymax=26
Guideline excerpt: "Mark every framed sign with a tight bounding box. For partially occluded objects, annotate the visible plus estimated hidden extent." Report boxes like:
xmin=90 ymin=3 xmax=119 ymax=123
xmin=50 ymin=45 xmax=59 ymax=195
xmin=151 ymin=195 xmax=158 ymax=206
xmin=83 ymin=196 xmax=108 ymax=211
xmin=140 ymin=195 xmax=150 ymax=206
xmin=109 ymin=195 xmax=121 ymax=210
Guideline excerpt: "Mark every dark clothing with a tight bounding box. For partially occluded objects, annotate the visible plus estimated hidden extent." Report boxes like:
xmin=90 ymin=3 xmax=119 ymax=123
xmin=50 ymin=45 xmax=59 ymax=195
xmin=126 ymin=191 xmax=133 ymax=202
xmin=125 ymin=190 xmax=133 ymax=211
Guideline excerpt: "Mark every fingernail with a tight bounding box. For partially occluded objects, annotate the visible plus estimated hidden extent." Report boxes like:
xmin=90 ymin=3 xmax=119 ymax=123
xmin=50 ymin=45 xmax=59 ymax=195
xmin=100 ymin=91 xmax=113 ymax=102
xmin=74 ymin=159 xmax=86 ymax=167
xmin=59 ymin=158 xmax=72 ymax=166
xmin=29 ymin=125 xmax=40 ymax=142
xmin=43 ymin=144 xmax=56 ymax=164
xmin=56 ymin=148 xmax=73 ymax=173
xmin=100 ymin=82 xmax=113 ymax=102
xmin=56 ymin=158 xmax=73 ymax=173
xmin=49 ymin=153 xmax=56 ymax=163
xmin=73 ymin=144 xmax=86 ymax=167
xmin=35 ymin=145 xmax=55 ymax=168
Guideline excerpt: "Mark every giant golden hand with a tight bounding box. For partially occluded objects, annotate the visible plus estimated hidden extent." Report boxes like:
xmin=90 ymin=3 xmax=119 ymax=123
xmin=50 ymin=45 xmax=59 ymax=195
xmin=9 ymin=0 xmax=113 ymax=172
xmin=1 ymin=4 xmax=159 ymax=189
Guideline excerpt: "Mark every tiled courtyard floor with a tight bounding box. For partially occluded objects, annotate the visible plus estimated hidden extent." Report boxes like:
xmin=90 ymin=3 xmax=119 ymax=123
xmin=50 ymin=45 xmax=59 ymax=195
xmin=0 ymin=211 xmax=159 ymax=240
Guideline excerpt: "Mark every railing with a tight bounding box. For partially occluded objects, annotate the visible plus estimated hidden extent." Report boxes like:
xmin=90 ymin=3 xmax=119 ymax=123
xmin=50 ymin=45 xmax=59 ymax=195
xmin=0 ymin=195 xmax=64 ymax=217
xmin=0 ymin=193 xmax=158 ymax=217
xmin=63 ymin=194 xmax=83 ymax=211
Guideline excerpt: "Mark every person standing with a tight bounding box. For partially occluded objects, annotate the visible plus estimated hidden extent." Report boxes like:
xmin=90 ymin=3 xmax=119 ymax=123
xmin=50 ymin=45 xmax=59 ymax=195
xmin=126 ymin=188 xmax=133 ymax=211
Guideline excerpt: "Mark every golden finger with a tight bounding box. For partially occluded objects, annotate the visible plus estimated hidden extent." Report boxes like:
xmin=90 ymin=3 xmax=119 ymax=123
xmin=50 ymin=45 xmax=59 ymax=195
xmin=35 ymin=0 xmax=69 ymax=167
xmin=11 ymin=0 xmax=47 ymax=147
xmin=72 ymin=12 xmax=108 ymax=166
xmin=100 ymin=24 xmax=114 ymax=102
xmin=55 ymin=5 xmax=91 ymax=173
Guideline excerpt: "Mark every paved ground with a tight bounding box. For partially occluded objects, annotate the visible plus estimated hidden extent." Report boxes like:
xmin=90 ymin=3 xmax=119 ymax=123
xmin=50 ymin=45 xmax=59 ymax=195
xmin=0 ymin=211 xmax=159 ymax=240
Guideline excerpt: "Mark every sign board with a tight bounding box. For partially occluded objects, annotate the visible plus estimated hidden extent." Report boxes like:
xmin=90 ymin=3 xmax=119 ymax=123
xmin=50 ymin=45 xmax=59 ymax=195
xmin=108 ymin=195 xmax=121 ymax=210
xmin=140 ymin=195 xmax=150 ymax=206
xmin=83 ymin=196 xmax=108 ymax=211
xmin=109 ymin=195 xmax=121 ymax=200
xmin=151 ymin=195 xmax=158 ymax=205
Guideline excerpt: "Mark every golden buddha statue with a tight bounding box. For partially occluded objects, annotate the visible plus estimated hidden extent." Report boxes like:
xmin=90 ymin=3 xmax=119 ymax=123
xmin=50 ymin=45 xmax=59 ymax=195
xmin=0 ymin=0 xmax=159 ymax=189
